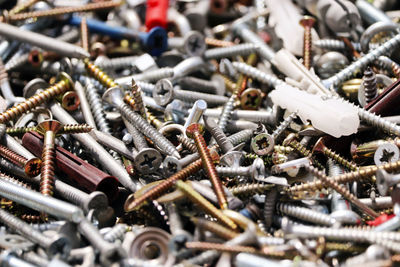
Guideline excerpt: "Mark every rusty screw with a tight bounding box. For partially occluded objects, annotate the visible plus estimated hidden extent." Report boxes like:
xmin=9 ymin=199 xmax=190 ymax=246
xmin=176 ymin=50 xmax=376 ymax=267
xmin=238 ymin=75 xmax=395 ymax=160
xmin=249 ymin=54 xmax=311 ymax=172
xmin=186 ymin=123 xmax=228 ymax=210
xmin=299 ymin=16 xmax=316 ymax=70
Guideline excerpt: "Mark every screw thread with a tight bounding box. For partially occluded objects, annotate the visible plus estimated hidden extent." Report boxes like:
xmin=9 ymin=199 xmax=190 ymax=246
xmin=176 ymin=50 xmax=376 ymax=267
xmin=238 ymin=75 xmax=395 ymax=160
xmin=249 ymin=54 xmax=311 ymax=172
xmin=80 ymin=17 xmax=89 ymax=53
xmin=118 ymin=103 xmax=179 ymax=158
xmin=363 ymin=67 xmax=378 ymax=104
xmin=84 ymin=59 xmax=118 ymax=88
xmin=272 ymin=112 xmax=296 ymax=139
xmin=0 ymin=144 xmax=27 ymax=166
xmin=146 ymin=111 xmax=163 ymax=130
xmin=323 ymin=147 xmax=359 ymax=171
xmin=228 ymin=183 xmax=274 ymax=196
xmin=191 ymin=217 xmax=238 ymax=240
xmin=277 ymin=203 xmax=337 ymax=226
xmin=287 ymin=139 xmax=325 ymax=170
xmin=263 ymin=187 xmax=278 ymax=229
xmin=228 ymin=129 xmax=254 ymax=145
xmin=204 ymin=43 xmax=259 ymax=59
xmin=177 ymin=135 xmax=197 ymax=153
xmin=5 ymin=52 xmax=29 ymax=71
xmin=0 ymin=172 xmax=32 ymax=189
xmin=178 ymin=76 xmax=218 ymax=94
xmin=205 ymin=118 xmax=233 ymax=153
xmin=97 ymin=56 xmax=138 ymax=70
xmin=103 ymin=224 xmax=129 ymax=243
xmin=40 ymin=140 xmax=55 ymax=197
xmin=124 ymin=158 xmax=203 ymax=211
xmin=62 ymin=124 xmax=92 ymax=134
xmin=358 ymin=108 xmax=400 ymax=136
xmin=130 ymin=67 xmax=174 ymax=83
xmin=216 ymin=166 xmax=249 ymax=177
xmin=314 ymin=39 xmax=362 ymax=51
xmin=0 ymin=79 xmax=71 ymax=124
xmin=302 ymin=26 xmax=313 ymax=69
xmin=174 ymin=88 xmax=228 ymax=106
xmin=205 ymin=37 xmax=235 ymax=47
xmin=6 ymin=126 xmax=37 ymax=135
xmin=127 ymin=120 xmax=148 ymax=150
xmin=218 ymin=93 xmax=236 ymax=132
xmin=175 ymin=180 xmax=237 ymax=230
xmin=233 ymin=62 xmax=284 ymax=88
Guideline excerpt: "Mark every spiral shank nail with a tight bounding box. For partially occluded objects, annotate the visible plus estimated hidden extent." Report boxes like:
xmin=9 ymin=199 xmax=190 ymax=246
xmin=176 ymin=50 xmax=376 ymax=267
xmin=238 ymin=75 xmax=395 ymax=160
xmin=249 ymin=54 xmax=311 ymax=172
xmin=103 ymin=224 xmax=129 ymax=243
xmin=204 ymin=43 xmax=259 ymax=59
xmin=263 ymin=187 xmax=278 ymax=229
xmin=363 ymin=67 xmax=378 ymax=104
xmin=278 ymin=203 xmax=337 ymax=226
xmin=232 ymin=62 xmax=284 ymax=87
xmin=40 ymin=143 xmax=56 ymax=196
xmin=177 ymin=135 xmax=197 ymax=153
xmin=218 ymin=93 xmax=236 ymax=132
xmin=119 ymin=103 xmax=178 ymax=157
xmin=0 ymin=80 xmax=71 ymax=124
xmin=272 ymin=112 xmax=296 ymax=139
xmin=229 ymin=183 xmax=274 ymax=196
xmin=323 ymin=147 xmax=358 ymax=171
xmin=85 ymin=59 xmax=117 ymax=88
xmin=8 ymin=0 xmax=122 ymax=21
xmin=126 ymin=159 xmax=203 ymax=210
xmin=324 ymin=33 xmax=400 ymax=88
xmin=62 ymin=124 xmax=92 ymax=134
xmin=5 ymin=52 xmax=29 ymax=71
xmin=131 ymin=68 xmax=174 ymax=82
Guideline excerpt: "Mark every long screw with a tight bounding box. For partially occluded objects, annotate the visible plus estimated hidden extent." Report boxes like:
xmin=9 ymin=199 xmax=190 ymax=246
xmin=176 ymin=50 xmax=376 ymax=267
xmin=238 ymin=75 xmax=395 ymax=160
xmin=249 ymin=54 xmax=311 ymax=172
xmin=175 ymin=180 xmax=237 ymax=230
xmin=80 ymin=17 xmax=89 ymax=53
xmin=299 ymin=16 xmax=316 ymax=70
xmin=0 ymin=144 xmax=41 ymax=177
xmin=186 ymin=123 xmax=228 ymax=210
xmin=84 ymin=59 xmax=118 ymax=88
xmin=0 ymin=73 xmax=73 ymax=124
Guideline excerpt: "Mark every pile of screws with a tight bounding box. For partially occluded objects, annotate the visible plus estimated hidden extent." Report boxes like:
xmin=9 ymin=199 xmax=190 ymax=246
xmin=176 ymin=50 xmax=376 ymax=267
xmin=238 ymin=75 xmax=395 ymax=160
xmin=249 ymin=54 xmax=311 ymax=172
xmin=2 ymin=0 xmax=400 ymax=266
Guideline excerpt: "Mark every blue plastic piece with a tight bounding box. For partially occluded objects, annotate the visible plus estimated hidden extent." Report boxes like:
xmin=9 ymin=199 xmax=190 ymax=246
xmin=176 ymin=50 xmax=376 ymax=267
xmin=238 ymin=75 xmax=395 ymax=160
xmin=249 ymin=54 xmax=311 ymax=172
xmin=68 ymin=16 xmax=167 ymax=56
xmin=239 ymin=208 xmax=253 ymax=220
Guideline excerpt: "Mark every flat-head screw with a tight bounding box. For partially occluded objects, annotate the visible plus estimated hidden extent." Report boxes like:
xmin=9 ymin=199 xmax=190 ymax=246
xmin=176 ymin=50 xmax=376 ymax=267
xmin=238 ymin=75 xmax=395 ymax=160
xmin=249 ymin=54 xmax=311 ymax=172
xmin=0 ymin=144 xmax=41 ymax=177
xmin=299 ymin=16 xmax=316 ymax=70
xmin=175 ymin=180 xmax=237 ymax=230
xmin=187 ymin=123 xmax=228 ymax=210
xmin=376 ymin=169 xmax=400 ymax=196
xmin=0 ymin=72 xmax=73 ymax=124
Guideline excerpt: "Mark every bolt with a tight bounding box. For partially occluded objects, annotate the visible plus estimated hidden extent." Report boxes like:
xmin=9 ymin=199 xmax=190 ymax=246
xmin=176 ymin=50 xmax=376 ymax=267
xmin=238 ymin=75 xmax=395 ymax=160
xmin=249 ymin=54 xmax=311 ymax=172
xmin=186 ymin=123 xmax=227 ymax=210
xmin=102 ymin=86 xmax=180 ymax=159
xmin=0 ymin=72 xmax=73 ymax=124
xmin=299 ymin=16 xmax=316 ymax=70
xmin=175 ymin=180 xmax=237 ymax=230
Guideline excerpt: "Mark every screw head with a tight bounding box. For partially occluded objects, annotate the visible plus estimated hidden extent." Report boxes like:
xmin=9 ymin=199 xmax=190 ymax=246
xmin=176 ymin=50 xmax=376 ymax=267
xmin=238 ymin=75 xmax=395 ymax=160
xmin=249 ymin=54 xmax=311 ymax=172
xmin=23 ymin=78 xmax=48 ymax=98
xmin=312 ymin=138 xmax=325 ymax=154
xmin=134 ymin=148 xmax=162 ymax=174
xmin=376 ymin=169 xmax=391 ymax=196
xmin=251 ymin=133 xmax=274 ymax=155
xmin=299 ymin=16 xmax=316 ymax=28
xmin=61 ymin=91 xmax=80 ymax=111
xmin=28 ymin=50 xmax=43 ymax=67
xmin=183 ymin=31 xmax=206 ymax=57
xmin=58 ymin=72 xmax=74 ymax=90
xmin=250 ymin=158 xmax=266 ymax=180
xmin=153 ymin=79 xmax=174 ymax=106
xmin=36 ymin=119 xmax=63 ymax=135
xmin=84 ymin=191 xmax=109 ymax=212
xmin=186 ymin=123 xmax=204 ymax=138
xmin=240 ymin=88 xmax=262 ymax=110
xmin=24 ymin=157 xmax=42 ymax=177
xmin=102 ymin=86 xmax=125 ymax=107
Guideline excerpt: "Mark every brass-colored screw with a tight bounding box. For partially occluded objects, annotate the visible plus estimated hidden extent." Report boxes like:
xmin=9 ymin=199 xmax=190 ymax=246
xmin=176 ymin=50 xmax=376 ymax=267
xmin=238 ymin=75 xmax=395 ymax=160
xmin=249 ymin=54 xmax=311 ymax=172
xmin=191 ymin=217 xmax=239 ymax=240
xmin=7 ymin=124 xmax=92 ymax=135
xmin=0 ymin=144 xmax=41 ymax=177
xmin=274 ymin=145 xmax=294 ymax=154
xmin=57 ymin=91 xmax=80 ymax=112
xmin=228 ymin=183 xmax=274 ymax=196
xmin=130 ymin=80 xmax=146 ymax=119
xmin=313 ymin=138 xmax=359 ymax=171
xmin=299 ymin=16 xmax=316 ymax=70
xmin=124 ymin=150 xmax=219 ymax=212
xmin=186 ymin=123 xmax=227 ymax=210
xmin=175 ymin=180 xmax=237 ymax=230
xmin=0 ymin=72 xmax=73 ymax=124
xmin=2 ymin=1 xmax=122 ymax=22
xmin=176 ymin=135 xmax=197 ymax=153
xmin=284 ymin=137 xmax=324 ymax=170
xmin=219 ymin=74 xmax=237 ymax=93
xmin=84 ymin=58 xmax=118 ymax=88
xmin=146 ymin=111 xmax=163 ymax=130
xmin=80 ymin=17 xmax=90 ymax=53
xmin=237 ymin=53 xmax=257 ymax=98
xmin=305 ymin=165 xmax=379 ymax=218
xmin=205 ymin=37 xmax=235 ymax=47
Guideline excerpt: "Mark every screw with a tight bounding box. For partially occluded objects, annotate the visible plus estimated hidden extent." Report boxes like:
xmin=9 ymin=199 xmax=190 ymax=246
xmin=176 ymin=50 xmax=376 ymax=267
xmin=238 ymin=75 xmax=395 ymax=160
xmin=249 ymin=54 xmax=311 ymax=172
xmin=84 ymin=59 xmax=118 ymax=88
xmin=191 ymin=217 xmax=239 ymax=240
xmin=205 ymin=37 xmax=235 ymax=47
xmin=0 ymin=72 xmax=73 ymax=124
xmin=277 ymin=203 xmax=338 ymax=227
xmin=102 ymin=86 xmax=180 ymax=159
xmin=186 ymin=123 xmax=227 ymax=210
xmin=376 ymin=169 xmax=400 ymax=196
xmin=184 ymin=100 xmax=207 ymax=129
xmin=216 ymin=158 xmax=265 ymax=180
xmin=0 ymin=144 xmax=41 ymax=177
xmin=178 ymin=75 xmax=226 ymax=96
xmin=168 ymin=31 xmax=206 ymax=56
xmin=116 ymin=67 xmax=174 ymax=84
xmin=175 ymin=180 xmax=237 ymax=230
xmin=228 ymin=183 xmax=274 ymax=196
xmin=313 ymin=138 xmax=359 ymax=171
xmin=80 ymin=17 xmax=89 ymax=53
xmin=362 ymin=66 xmax=378 ymax=105
xmin=299 ymin=16 xmax=316 ymax=70
xmin=125 ymin=80 xmax=146 ymax=119
xmin=204 ymin=43 xmax=259 ymax=60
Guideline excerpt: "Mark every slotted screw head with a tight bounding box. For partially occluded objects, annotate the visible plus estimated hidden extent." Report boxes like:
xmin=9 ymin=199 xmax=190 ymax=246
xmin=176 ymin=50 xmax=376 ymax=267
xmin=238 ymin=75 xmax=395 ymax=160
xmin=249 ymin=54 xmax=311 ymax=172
xmin=36 ymin=119 xmax=63 ymax=135
xmin=102 ymin=86 xmax=124 ymax=106
xmin=186 ymin=123 xmax=205 ymax=138
xmin=299 ymin=16 xmax=316 ymax=28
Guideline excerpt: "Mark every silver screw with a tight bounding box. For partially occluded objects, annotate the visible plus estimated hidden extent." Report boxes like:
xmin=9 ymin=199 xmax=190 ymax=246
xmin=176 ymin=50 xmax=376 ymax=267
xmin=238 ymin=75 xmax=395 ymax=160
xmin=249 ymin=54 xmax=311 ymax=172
xmin=376 ymin=169 xmax=400 ymax=195
xmin=0 ymin=251 xmax=37 ymax=267
xmin=232 ymin=61 xmax=285 ymax=88
xmin=277 ymin=203 xmax=338 ymax=227
xmin=178 ymin=75 xmax=226 ymax=95
xmin=168 ymin=31 xmax=206 ymax=57
xmin=216 ymin=158 xmax=266 ymax=180
xmin=204 ymin=43 xmax=259 ymax=60
xmin=115 ymin=67 xmax=174 ymax=85
xmin=102 ymin=86 xmax=180 ymax=159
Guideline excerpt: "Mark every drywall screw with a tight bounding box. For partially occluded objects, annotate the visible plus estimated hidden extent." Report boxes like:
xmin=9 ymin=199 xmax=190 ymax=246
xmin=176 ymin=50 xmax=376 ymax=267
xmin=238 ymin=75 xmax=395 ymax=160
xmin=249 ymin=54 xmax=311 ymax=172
xmin=177 ymin=135 xmax=197 ymax=153
xmin=102 ymin=86 xmax=180 ymax=159
xmin=191 ymin=217 xmax=239 ymax=240
xmin=2 ymin=0 xmax=122 ymax=22
xmin=305 ymin=165 xmax=379 ymax=218
xmin=0 ymin=72 xmax=73 ymax=124
xmin=0 ymin=209 xmax=70 ymax=257
xmin=313 ymin=138 xmax=359 ymax=171
xmin=216 ymin=158 xmax=265 ymax=180
xmin=284 ymin=136 xmax=325 ymax=170
xmin=277 ymin=203 xmax=338 ymax=227
xmin=323 ymin=32 xmax=400 ymax=89
xmin=232 ymin=62 xmax=285 ymax=88
xmin=175 ymin=180 xmax=237 ymax=230
xmin=204 ymin=107 xmax=280 ymax=126
xmin=217 ymin=93 xmax=236 ymax=133
xmin=153 ymin=78 xmax=228 ymax=107
xmin=80 ymin=17 xmax=89 ymax=53
xmin=204 ymin=43 xmax=259 ymax=59
xmin=203 ymin=115 xmax=234 ymax=153
xmin=103 ymin=224 xmax=130 ymax=243
xmin=314 ymin=39 xmax=363 ymax=51
xmin=362 ymin=66 xmax=378 ymax=104
xmin=186 ymin=123 xmax=228 ymax=210
xmin=299 ymin=16 xmax=316 ymax=70
xmin=84 ymin=59 xmax=118 ymax=88
xmin=0 ymin=144 xmax=41 ymax=177
xmin=6 ymin=124 xmax=93 ymax=135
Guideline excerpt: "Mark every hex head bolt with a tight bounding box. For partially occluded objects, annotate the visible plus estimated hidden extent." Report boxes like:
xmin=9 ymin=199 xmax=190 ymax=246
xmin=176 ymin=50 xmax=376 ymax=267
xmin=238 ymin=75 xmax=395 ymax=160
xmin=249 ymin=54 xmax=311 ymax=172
xmin=175 ymin=180 xmax=237 ymax=230
xmin=299 ymin=16 xmax=316 ymax=70
xmin=186 ymin=123 xmax=228 ymax=210
xmin=0 ymin=208 xmax=70 ymax=257
xmin=0 ymin=72 xmax=73 ymax=125
xmin=0 ymin=144 xmax=41 ymax=177
xmin=102 ymin=86 xmax=180 ymax=159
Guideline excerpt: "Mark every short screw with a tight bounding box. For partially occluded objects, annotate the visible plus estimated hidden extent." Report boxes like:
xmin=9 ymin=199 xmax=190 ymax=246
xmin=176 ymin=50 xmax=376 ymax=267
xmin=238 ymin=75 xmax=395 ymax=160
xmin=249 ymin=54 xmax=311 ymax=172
xmin=299 ymin=16 xmax=316 ymax=70
xmin=124 ymin=80 xmax=146 ymax=119
xmin=102 ymin=86 xmax=180 ymax=159
xmin=0 ymin=144 xmax=41 ymax=177
xmin=362 ymin=66 xmax=378 ymax=105
xmin=186 ymin=123 xmax=228 ymax=210
xmin=175 ymin=180 xmax=237 ymax=230
xmin=0 ymin=72 xmax=73 ymax=124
